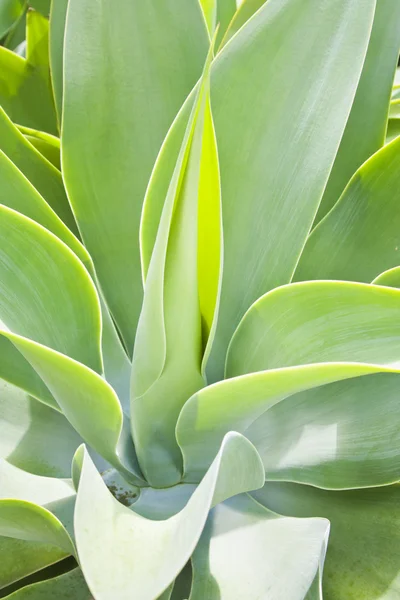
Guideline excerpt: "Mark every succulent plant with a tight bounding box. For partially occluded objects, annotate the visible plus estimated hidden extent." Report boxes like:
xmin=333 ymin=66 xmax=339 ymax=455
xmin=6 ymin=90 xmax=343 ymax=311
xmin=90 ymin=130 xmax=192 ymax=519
xmin=1 ymin=0 xmax=400 ymax=598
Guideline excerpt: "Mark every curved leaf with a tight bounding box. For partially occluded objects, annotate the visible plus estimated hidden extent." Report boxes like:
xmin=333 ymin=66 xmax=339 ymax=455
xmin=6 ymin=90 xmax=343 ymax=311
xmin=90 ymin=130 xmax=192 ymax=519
xmin=295 ymin=138 xmax=400 ymax=284
xmin=0 ymin=107 xmax=77 ymax=234
xmin=3 ymin=568 xmax=92 ymax=600
xmin=74 ymin=434 xmax=264 ymax=600
xmin=218 ymin=0 xmax=266 ymax=48
xmin=254 ymin=482 xmax=400 ymax=600
xmin=49 ymin=0 xmax=68 ymax=126
xmin=132 ymin=45 xmax=220 ymax=486
xmin=17 ymin=125 xmax=61 ymax=170
xmin=226 ymin=281 xmax=400 ymax=377
xmin=315 ymin=0 xmax=400 ymax=223
xmin=205 ymin=0 xmax=376 ymax=381
xmin=62 ymin=0 xmax=209 ymax=352
xmin=0 ymin=16 xmax=57 ymax=134
xmin=373 ymin=266 xmax=400 ymax=287
xmin=0 ymin=0 xmax=24 ymax=39
xmin=190 ymin=494 xmax=329 ymax=600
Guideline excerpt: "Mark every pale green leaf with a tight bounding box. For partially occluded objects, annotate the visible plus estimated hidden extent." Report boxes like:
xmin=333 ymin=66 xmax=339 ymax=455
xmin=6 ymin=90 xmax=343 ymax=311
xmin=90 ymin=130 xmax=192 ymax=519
xmin=254 ymin=482 xmax=400 ymax=600
xmin=190 ymin=494 xmax=329 ymax=600
xmin=295 ymin=138 xmax=400 ymax=283
xmin=0 ymin=107 xmax=77 ymax=234
xmin=74 ymin=434 xmax=264 ymax=600
xmin=315 ymin=0 xmax=400 ymax=223
xmin=28 ymin=0 xmax=50 ymax=16
xmin=49 ymin=0 xmax=68 ymax=126
xmin=205 ymin=0 xmax=376 ymax=381
xmin=215 ymin=0 xmax=237 ymax=45
xmin=218 ymin=0 xmax=266 ymax=48
xmin=131 ymin=45 xmax=219 ymax=487
xmin=62 ymin=0 xmax=209 ymax=353
xmin=373 ymin=266 xmax=400 ymax=287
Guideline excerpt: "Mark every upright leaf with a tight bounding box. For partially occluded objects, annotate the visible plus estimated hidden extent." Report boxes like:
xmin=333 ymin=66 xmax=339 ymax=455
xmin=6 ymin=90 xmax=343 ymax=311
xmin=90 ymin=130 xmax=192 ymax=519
xmin=315 ymin=0 xmax=400 ymax=223
xmin=132 ymin=46 xmax=221 ymax=487
xmin=205 ymin=0 xmax=376 ymax=381
xmin=0 ymin=0 xmax=24 ymax=39
xmin=49 ymin=0 xmax=68 ymax=125
xmin=62 ymin=0 xmax=209 ymax=352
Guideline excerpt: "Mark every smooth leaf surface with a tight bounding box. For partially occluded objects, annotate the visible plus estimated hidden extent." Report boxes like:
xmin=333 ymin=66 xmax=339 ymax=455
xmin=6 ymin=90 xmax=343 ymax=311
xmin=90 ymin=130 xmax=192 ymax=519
xmin=62 ymin=0 xmax=209 ymax=353
xmin=132 ymin=46 xmax=220 ymax=486
xmin=315 ymin=0 xmax=400 ymax=223
xmin=190 ymin=494 xmax=329 ymax=600
xmin=18 ymin=125 xmax=61 ymax=170
xmin=219 ymin=0 xmax=266 ymax=48
xmin=3 ymin=568 xmax=92 ymax=600
xmin=254 ymin=482 xmax=400 ymax=600
xmin=0 ymin=0 xmax=24 ymax=39
xmin=295 ymin=138 xmax=400 ymax=283
xmin=75 ymin=434 xmax=264 ymax=600
xmin=0 ymin=16 xmax=57 ymax=134
xmin=226 ymin=281 xmax=400 ymax=377
xmin=373 ymin=266 xmax=400 ymax=287
xmin=49 ymin=0 xmax=68 ymax=125
xmin=0 ymin=107 xmax=77 ymax=234
xmin=0 ymin=380 xmax=83 ymax=477
xmin=205 ymin=0 xmax=376 ymax=381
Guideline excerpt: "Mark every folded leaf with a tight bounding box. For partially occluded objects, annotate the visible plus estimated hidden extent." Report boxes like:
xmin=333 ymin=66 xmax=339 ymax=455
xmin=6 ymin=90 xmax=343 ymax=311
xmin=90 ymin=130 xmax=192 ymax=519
xmin=62 ymin=0 xmax=209 ymax=353
xmin=295 ymin=138 xmax=400 ymax=283
xmin=74 ymin=434 xmax=264 ymax=600
xmin=190 ymin=494 xmax=329 ymax=600
xmin=205 ymin=0 xmax=376 ymax=381
xmin=132 ymin=44 xmax=220 ymax=486
xmin=254 ymin=482 xmax=400 ymax=600
xmin=314 ymin=0 xmax=400 ymax=223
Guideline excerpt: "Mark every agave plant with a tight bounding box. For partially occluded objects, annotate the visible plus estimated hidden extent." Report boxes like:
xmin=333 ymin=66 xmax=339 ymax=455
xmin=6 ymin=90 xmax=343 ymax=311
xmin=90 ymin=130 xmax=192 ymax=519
xmin=1 ymin=0 xmax=400 ymax=598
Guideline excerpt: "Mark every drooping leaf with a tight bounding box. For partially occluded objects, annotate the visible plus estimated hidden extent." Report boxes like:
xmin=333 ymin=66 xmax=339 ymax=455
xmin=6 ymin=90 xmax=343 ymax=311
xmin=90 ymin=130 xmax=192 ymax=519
xmin=132 ymin=44 xmax=221 ymax=487
xmin=314 ymin=0 xmax=400 ymax=223
xmin=254 ymin=482 xmax=400 ymax=600
xmin=74 ymin=434 xmax=264 ymax=600
xmin=205 ymin=0 xmax=376 ymax=381
xmin=62 ymin=0 xmax=209 ymax=353
xmin=295 ymin=137 xmax=400 ymax=283
xmin=190 ymin=494 xmax=329 ymax=600
xmin=0 ymin=12 xmax=57 ymax=134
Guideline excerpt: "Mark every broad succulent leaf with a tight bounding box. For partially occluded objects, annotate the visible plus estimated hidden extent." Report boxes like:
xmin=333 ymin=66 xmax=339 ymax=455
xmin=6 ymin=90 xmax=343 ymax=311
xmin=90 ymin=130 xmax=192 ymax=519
xmin=0 ymin=0 xmax=24 ymax=40
xmin=2 ymin=0 xmax=400 ymax=598
xmin=315 ymin=0 xmax=400 ymax=223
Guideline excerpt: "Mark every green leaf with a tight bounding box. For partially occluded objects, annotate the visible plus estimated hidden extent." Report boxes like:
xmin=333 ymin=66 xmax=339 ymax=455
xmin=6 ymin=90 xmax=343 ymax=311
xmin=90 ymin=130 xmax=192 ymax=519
xmin=314 ymin=0 xmax=400 ymax=223
xmin=0 ymin=14 xmax=57 ymax=134
xmin=74 ymin=434 xmax=264 ymax=600
xmin=49 ymin=0 xmax=68 ymax=126
xmin=17 ymin=125 xmax=61 ymax=170
xmin=215 ymin=0 xmax=237 ymax=45
xmin=0 ymin=107 xmax=77 ymax=235
xmin=295 ymin=138 xmax=400 ymax=283
xmin=373 ymin=266 xmax=400 ymax=287
xmin=254 ymin=482 xmax=400 ymax=600
xmin=218 ymin=0 xmax=266 ymax=48
xmin=190 ymin=494 xmax=329 ymax=600
xmin=226 ymin=281 xmax=400 ymax=377
xmin=3 ymin=568 xmax=92 ymax=600
xmin=62 ymin=0 xmax=209 ymax=353
xmin=0 ymin=0 xmax=25 ymax=39
xmin=199 ymin=0 xmax=217 ymax=33
xmin=131 ymin=42 xmax=221 ymax=487
xmin=178 ymin=282 xmax=400 ymax=484
xmin=0 ymin=380 xmax=84 ymax=477
xmin=28 ymin=0 xmax=50 ymax=16
xmin=204 ymin=0 xmax=376 ymax=381
xmin=0 ymin=500 xmax=75 ymax=556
